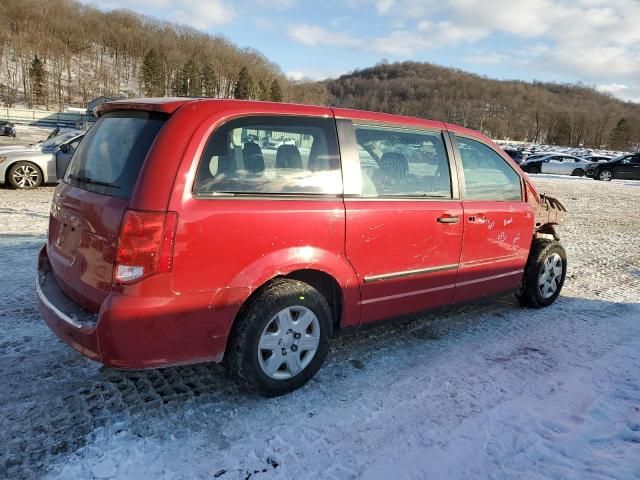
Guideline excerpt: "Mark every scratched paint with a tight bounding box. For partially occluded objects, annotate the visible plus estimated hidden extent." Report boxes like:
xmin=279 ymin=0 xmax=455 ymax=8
xmin=512 ymin=232 xmax=521 ymax=245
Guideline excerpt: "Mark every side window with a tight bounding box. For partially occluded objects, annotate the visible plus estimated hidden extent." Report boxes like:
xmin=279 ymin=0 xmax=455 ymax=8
xmin=456 ymin=137 xmax=522 ymax=201
xmin=194 ymin=116 xmax=342 ymax=195
xmin=354 ymin=125 xmax=452 ymax=198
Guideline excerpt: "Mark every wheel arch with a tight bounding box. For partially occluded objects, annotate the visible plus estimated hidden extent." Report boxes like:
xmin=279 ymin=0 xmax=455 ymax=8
xmin=222 ymin=261 xmax=359 ymax=362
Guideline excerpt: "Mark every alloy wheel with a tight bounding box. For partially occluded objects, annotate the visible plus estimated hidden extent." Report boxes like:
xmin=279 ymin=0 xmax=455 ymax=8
xmin=599 ymin=170 xmax=612 ymax=181
xmin=11 ymin=165 xmax=40 ymax=188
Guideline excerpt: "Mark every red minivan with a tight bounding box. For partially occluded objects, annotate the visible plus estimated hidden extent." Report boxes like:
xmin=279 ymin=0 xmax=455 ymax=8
xmin=37 ymin=98 xmax=567 ymax=396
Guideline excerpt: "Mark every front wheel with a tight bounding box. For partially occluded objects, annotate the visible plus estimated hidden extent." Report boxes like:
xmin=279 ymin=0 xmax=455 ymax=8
xmin=598 ymin=169 xmax=613 ymax=181
xmin=527 ymin=166 xmax=540 ymax=174
xmin=226 ymin=279 xmax=332 ymax=396
xmin=7 ymin=161 xmax=43 ymax=189
xmin=517 ymin=239 xmax=567 ymax=308
xmin=571 ymin=168 xmax=584 ymax=177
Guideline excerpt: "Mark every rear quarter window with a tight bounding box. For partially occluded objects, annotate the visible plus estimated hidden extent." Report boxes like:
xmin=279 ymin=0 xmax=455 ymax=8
xmin=64 ymin=111 xmax=166 ymax=199
xmin=193 ymin=116 xmax=342 ymax=196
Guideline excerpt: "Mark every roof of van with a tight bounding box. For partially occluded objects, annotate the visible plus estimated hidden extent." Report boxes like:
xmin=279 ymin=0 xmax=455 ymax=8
xmin=96 ymin=97 xmax=484 ymax=139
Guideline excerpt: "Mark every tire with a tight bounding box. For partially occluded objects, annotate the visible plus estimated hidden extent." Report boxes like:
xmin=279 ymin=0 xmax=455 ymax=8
xmin=517 ymin=239 xmax=567 ymax=308
xmin=225 ymin=279 xmax=332 ymax=396
xmin=7 ymin=161 xmax=43 ymax=189
xmin=527 ymin=166 xmax=540 ymax=174
xmin=571 ymin=169 xmax=584 ymax=177
xmin=598 ymin=169 xmax=613 ymax=181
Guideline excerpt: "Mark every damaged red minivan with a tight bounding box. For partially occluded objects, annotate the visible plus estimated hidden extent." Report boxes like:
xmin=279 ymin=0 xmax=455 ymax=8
xmin=37 ymin=98 xmax=567 ymax=396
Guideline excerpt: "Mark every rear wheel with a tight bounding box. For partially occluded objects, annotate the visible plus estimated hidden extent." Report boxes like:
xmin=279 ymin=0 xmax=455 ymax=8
xmin=571 ymin=168 xmax=584 ymax=177
xmin=518 ymin=239 xmax=567 ymax=308
xmin=7 ymin=161 xmax=42 ymax=189
xmin=226 ymin=279 xmax=332 ymax=396
xmin=527 ymin=166 xmax=540 ymax=174
xmin=598 ymin=169 xmax=613 ymax=181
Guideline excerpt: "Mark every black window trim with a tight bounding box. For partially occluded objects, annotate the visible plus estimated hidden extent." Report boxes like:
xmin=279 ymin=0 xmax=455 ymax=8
xmin=338 ymin=120 xmax=460 ymax=201
xmin=449 ymin=132 xmax=524 ymax=202
xmin=191 ymin=113 xmax=344 ymax=201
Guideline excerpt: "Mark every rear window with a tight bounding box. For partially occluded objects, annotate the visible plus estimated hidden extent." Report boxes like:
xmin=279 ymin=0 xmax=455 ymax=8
xmin=64 ymin=111 xmax=166 ymax=199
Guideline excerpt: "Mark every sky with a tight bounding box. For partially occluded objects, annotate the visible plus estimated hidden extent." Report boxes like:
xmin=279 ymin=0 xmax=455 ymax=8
xmin=89 ymin=0 xmax=640 ymax=103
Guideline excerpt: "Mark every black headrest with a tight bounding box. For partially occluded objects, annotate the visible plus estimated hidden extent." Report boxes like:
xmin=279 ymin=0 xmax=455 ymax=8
xmin=216 ymin=153 xmax=236 ymax=176
xmin=380 ymin=152 xmax=408 ymax=178
xmin=276 ymin=144 xmax=303 ymax=169
xmin=243 ymin=142 xmax=264 ymax=174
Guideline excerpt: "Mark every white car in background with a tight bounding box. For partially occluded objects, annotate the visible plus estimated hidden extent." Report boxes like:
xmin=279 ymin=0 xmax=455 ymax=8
xmin=520 ymin=153 xmax=595 ymax=177
xmin=0 ymin=132 xmax=84 ymax=189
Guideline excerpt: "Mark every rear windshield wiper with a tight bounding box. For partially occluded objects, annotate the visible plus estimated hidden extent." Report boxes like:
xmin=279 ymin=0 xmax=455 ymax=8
xmin=68 ymin=174 xmax=120 ymax=189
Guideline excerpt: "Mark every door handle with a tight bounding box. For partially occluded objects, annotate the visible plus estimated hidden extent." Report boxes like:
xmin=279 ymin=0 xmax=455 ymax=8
xmin=437 ymin=215 xmax=460 ymax=224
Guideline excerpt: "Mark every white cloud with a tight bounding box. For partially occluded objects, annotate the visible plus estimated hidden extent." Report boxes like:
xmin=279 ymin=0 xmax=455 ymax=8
xmin=287 ymin=24 xmax=364 ymax=48
xmin=90 ymin=0 xmax=235 ymax=28
xmin=463 ymin=52 xmax=508 ymax=65
xmin=172 ymin=0 xmax=235 ymax=29
xmin=254 ymin=0 xmax=298 ymax=10
xmin=597 ymin=84 xmax=640 ymax=103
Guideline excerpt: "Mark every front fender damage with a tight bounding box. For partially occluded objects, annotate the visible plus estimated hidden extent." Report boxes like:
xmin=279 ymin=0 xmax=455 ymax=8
xmin=534 ymin=194 xmax=567 ymax=240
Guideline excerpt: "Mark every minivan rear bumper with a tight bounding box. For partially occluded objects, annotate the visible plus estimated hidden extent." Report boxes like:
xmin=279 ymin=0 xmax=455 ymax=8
xmin=37 ymin=244 xmax=229 ymax=369
xmin=37 ymin=245 xmax=101 ymax=361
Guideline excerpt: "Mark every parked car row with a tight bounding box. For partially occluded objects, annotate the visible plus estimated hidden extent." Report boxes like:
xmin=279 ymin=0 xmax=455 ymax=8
xmin=499 ymin=143 xmax=640 ymax=181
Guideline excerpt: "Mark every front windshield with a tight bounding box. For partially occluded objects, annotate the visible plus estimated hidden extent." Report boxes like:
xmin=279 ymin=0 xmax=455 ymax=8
xmin=609 ymin=154 xmax=628 ymax=162
xmin=41 ymin=132 xmax=77 ymax=148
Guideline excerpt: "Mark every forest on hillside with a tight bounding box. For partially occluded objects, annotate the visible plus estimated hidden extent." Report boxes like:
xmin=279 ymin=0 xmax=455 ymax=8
xmin=0 ymin=0 xmax=326 ymax=110
xmin=326 ymin=62 xmax=640 ymax=150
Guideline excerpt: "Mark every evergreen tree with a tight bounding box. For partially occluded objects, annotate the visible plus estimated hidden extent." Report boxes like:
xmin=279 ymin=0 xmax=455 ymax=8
xmin=269 ymin=79 xmax=283 ymax=102
xmin=257 ymin=80 xmax=269 ymax=101
xmin=29 ymin=56 xmax=47 ymax=106
xmin=175 ymin=59 xmax=200 ymax=96
xmin=233 ymin=66 xmax=253 ymax=100
xmin=142 ymin=49 xmax=164 ymax=97
xmin=609 ymin=117 xmax=632 ymax=150
xmin=201 ymin=63 xmax=218 ymax=97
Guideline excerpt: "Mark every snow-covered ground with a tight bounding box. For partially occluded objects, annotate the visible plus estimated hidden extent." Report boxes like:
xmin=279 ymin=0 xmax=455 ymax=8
xmin=0 ymin=176 xmax=639 ymax=480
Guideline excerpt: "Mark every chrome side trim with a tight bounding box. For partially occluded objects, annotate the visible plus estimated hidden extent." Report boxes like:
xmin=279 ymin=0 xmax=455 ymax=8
xmin=455 ymin=269 xmax=523 ymax=287
xmin=361 ymin=284 xmax=454 ymax=305
xmin=35 ymin=276 xmax=83 ymax=328
xmin=363 ymin=263 xmax=459 ymax=283
xmin=360 ymin=269 xmax=524 ymax=305
xmin=461 ymin=255 xmax=524 ymax=269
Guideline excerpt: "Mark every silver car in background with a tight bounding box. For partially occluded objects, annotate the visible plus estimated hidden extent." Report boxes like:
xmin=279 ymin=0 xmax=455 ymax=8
xmin=520 ymin=153 xmax=594 ymax=176
xmin=0 ymin=132 xmax=84 ymax=189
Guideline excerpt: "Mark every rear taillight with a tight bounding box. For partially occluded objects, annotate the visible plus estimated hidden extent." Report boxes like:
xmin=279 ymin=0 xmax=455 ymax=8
xmin=114 ymin=209 xmax=178 ymax=284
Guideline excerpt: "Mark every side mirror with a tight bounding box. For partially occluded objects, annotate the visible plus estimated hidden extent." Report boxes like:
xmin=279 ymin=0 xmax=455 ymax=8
xmin=59 ymin=143 xmax=69 ymax=153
